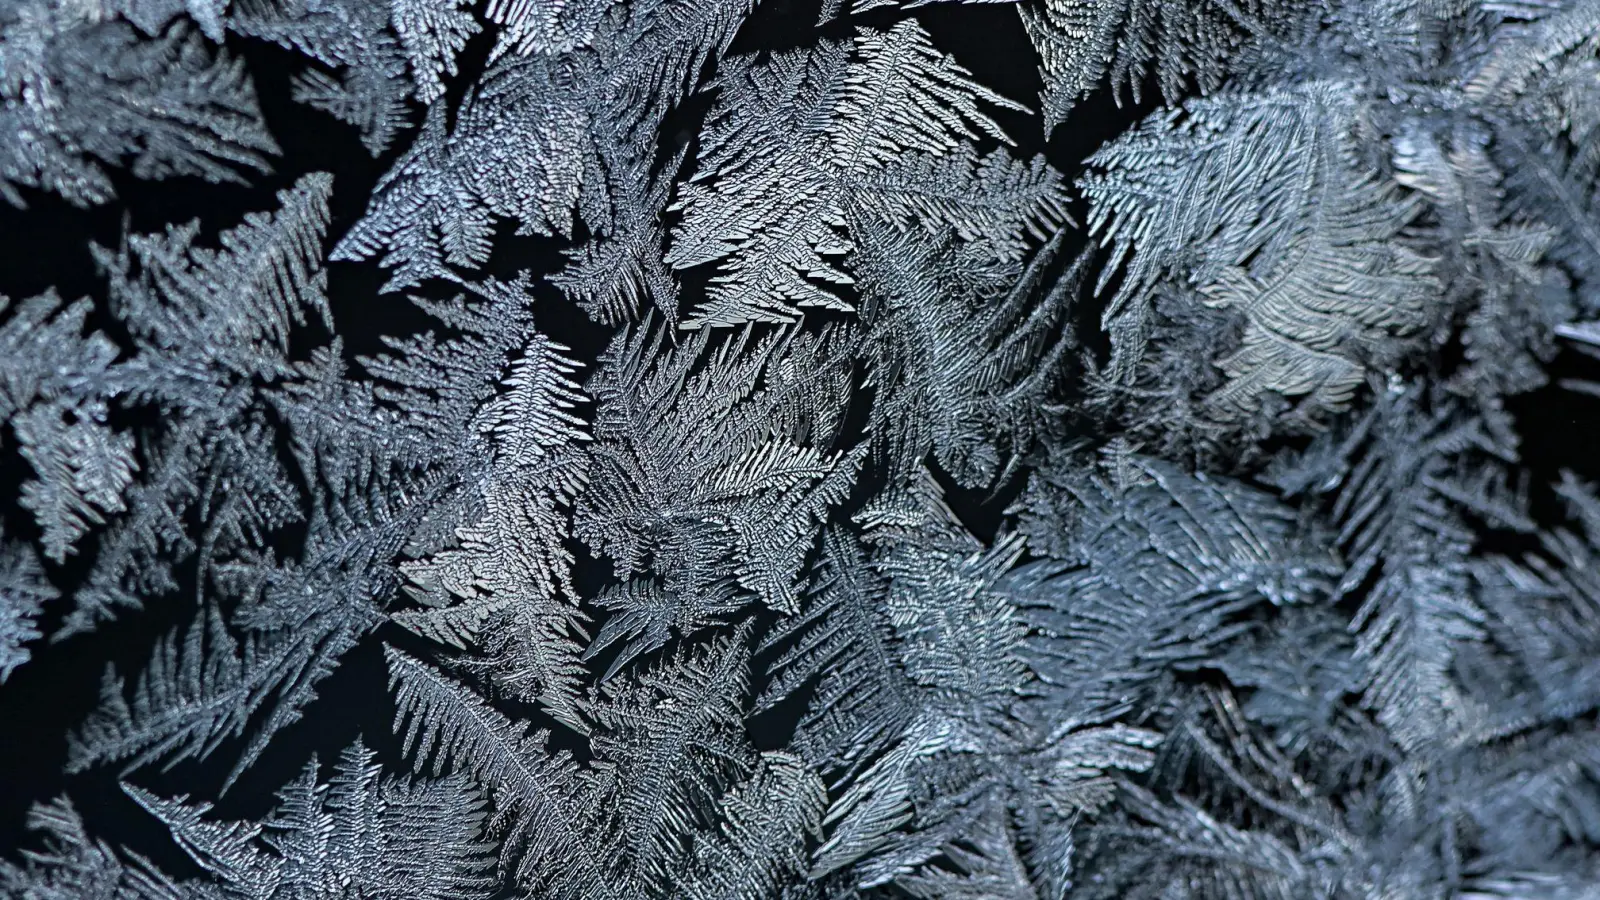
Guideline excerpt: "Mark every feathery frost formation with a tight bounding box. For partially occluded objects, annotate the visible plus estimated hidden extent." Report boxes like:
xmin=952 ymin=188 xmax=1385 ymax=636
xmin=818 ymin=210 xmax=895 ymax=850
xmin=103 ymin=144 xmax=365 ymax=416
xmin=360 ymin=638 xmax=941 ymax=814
xmin=4 ymin=0 xmax=1600 ymax=898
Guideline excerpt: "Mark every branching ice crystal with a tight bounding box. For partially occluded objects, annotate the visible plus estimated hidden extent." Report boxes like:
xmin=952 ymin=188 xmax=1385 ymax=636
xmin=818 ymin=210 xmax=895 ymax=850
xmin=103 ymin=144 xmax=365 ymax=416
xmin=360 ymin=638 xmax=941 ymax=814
xmin=5 ymin=0 xmax=1600 ymax=898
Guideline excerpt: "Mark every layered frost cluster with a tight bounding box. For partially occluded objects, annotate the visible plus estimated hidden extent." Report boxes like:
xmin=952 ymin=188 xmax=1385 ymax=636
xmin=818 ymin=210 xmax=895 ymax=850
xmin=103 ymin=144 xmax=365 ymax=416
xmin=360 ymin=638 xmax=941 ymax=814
xmin=4 ymin=0 xmax=1600 ymax=897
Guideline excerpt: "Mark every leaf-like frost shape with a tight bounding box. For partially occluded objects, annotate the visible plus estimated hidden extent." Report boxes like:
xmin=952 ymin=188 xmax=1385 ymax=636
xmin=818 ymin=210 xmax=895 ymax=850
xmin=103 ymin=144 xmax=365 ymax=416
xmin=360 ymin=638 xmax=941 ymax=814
xmin=1020 ymin=0 xmax=1271 ymax=129
xmin=116 ymin=171 xmax=334 ymax=360
xmin=592 ymin=0 xmax=757 ymax=128
xmin=1076 ymin=781 xmax=1313 ymax=900
xmin=331 ymin=59 xmax=591 ymax=289
xmin=839 ymin=0 xmax=1293 ymax=130
xmin=241 ymin=0 xmax=473 ymax=134
xmin=893 ymin=803 xmax=1040 ymax=900
xmin=852 ymin=219 xmax=1079 ymax=488
xmin=11 ymin=171 xmax=345 ymax=635
xmin=1390 ymin=117 xmax=1568 ymax=450
xmin=799 ymin=478 xmax=1165 ymax=892
xmin=0 ymin=291 xmax=134 ymax=562
xmin=390 ymin=0 xmax=480 ymax=103
xmin=1464 ymin=0 xmax=1600 ymax=116
xmin=63 ymin=174 xmax=430 ymax=789
xmin=12 ymin=1 xmax=1600 ymax=898
xmin=1012 ymin=447 xmax=1337 ymax=720
xmin=230 ymin=0 xmax=418 ymax=155
xmin=1468 ymin=473 xmax=1600 ymax=731
xmin=385 ymin=646 xmax=618 ymax=899
xmin=56 ymin=173 xmax=341 ymax=634
xmin=757 ymin=527 xmax=917 ymax=770
xmin=395 ymin=330 xmax=592 ymax=730
xmin=586 ymin=631 xmax=756 ymax=893
xmin=668 ymin=19 xmax=1067 ymax=327
xmin=125 ymin=739 xmax=494 ymax=899
xmin=0 ymin=538 xmax=53 ymax=681
xmin=485 ymin=0 xmax=612 ymax=58
xmin=1082 ymin=82 xmax=1439 ymax=419
xmin=1270 ymin=388 xmax=1525 ymax=753
xmin=1465 ymin=0 xmax=1600 ymax=311
xmin=338 ymin=0 xmax=757 ymax=290
xmin=576 ymin=320 xmax=859 ymax=641
xmin=551 ymin=150 xmax=683 ymax=325
xmin=0 ymin=795 xmax=184 ymax=899
xmin=69 ymin=582 xmax=378 ymax=790
xmin=878 ymin=529 xmax=1032 ymax=707
xmin=1335 ymin=428 xmax=1494 ymax=753
xmin=1209 ymin=606 xmax=1371 ymax=763
xmin=679 ymin=751 xmax=828 ymax=900
xmin=13 ymin=399 xmax=137 ymax=562
xmin=0 ymin=9 xmax=276 ymax=207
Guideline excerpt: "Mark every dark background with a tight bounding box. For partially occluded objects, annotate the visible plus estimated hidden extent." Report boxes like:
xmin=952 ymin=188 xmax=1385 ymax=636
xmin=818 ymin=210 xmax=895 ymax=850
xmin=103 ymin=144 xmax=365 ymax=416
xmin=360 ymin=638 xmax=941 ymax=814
xmin=2 ymin=0 xmax=1598 ymax=885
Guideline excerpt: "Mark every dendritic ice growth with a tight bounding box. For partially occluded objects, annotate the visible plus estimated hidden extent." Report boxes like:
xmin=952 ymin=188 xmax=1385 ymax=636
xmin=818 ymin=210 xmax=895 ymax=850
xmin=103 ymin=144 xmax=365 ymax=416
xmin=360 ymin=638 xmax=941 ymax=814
xmin=4 ymin=0 xmax=1600 ymax=898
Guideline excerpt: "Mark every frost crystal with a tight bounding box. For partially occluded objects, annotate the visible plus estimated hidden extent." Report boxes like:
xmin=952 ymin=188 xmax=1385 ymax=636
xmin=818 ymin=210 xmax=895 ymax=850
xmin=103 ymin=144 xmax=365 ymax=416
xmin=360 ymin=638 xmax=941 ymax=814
xmin=5 ymin=1 xmax=1600 ymax=898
